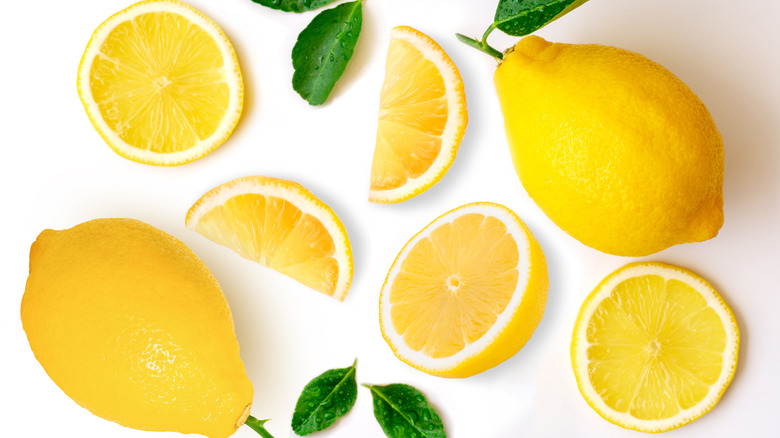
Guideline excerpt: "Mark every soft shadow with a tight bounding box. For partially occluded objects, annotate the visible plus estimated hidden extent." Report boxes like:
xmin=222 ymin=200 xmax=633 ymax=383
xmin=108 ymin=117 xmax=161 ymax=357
xmin=185 ymin=241 xmax=282 ymax=390
xmin=324 ymin=0 xmax=379 ymax=104
xmin=568 ymin=17 xmax=780 ymax=232
xmin=224 ymin=27 xmax=260 ymax=140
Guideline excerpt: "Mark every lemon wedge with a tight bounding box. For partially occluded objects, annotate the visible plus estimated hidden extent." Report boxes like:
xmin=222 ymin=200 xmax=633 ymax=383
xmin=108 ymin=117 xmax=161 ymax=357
xmin=186 ymin=176 xmax=353 ymax=301
xmin=369 ymin=26 xmax=468 ymax=203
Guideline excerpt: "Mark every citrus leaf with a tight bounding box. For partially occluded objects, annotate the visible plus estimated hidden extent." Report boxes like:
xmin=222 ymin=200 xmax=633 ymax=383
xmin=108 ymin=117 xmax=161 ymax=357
xmin=291 ymin=0 xmax=362 ymax=105
xmin=494 ymin=0 xmax=588 ymax=36
xmin=364 ymin=384 xmax=445 ymax=438
xmin=291 ymin=360 xmax=358 ymax=435
xmin=250 ymin=0 xmax=338 ymax=13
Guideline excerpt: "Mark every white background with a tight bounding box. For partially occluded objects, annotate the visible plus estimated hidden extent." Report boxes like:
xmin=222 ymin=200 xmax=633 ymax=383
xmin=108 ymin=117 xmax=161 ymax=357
xmin=2 ymin=0 xmax=779 ymax=437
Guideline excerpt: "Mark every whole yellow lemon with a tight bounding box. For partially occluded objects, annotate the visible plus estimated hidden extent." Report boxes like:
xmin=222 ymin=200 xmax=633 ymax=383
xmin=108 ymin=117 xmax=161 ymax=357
xmin=21 ymin=218 xmax=253 ymax=438
xmin=495 ymin=36 xmax=724 ymax=256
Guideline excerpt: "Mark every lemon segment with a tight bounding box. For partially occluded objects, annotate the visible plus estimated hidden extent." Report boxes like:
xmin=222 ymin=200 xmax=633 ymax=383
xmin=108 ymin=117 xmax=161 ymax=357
xmin=380 ymin=203 xmax=548 ymax=377
xmin=369 ymin=26 xmax=468 ymax=203
xmin=186 ymin=176 xmax=353 ymax=301
xmin=77 ymin=0 xmax=243 ymax=165
xmin=571 ymin=262 xmax=739 ymax=432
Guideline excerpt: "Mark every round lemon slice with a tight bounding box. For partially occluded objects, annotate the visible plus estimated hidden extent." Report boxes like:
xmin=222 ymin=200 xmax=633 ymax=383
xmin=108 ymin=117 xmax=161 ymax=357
xmin=369 ymin=26 xmax=468 ymax=203
xmin=379 ymin=202 xmax=548 ymax=377
xmin=571 ymin=262 xmax=739 ymax=432
xmin=186 ymin=176 xmax=353 ymax=301
xmin=77 ymin=0 xmax=243 ymax=166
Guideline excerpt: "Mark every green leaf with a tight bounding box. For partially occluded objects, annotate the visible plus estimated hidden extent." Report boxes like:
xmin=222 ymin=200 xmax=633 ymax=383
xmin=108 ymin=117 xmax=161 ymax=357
xmin=291 ymin=0 xmax=362 ymax=105
xmin=291 ymin=360 xmax=358 ymax=435
xmin=494 ymin=0 xmax=589 ymax=36
xmin=250 ymin=0 xmax=338 ymax=13
xmin=364 ymin=384 xmax=446 ymax=438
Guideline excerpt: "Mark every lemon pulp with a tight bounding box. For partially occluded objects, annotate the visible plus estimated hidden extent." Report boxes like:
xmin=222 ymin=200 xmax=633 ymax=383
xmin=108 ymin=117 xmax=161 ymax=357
xmin=572 ymin=263 xmax=739 ymax=432
xmin=186 ymin=176 xmax=353 ymax=300
xmin=369 ymin=26 xmax=467 ymax=203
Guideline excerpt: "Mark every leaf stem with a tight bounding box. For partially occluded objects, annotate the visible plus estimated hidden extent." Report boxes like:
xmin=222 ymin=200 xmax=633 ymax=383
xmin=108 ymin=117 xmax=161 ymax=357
xmin=482 ymin=22 xmax=497 ymax=43
xmin=244 ymin=416 xmax=275 ymax=438
xmin=455 ymin=26 xmax=503 ymax=60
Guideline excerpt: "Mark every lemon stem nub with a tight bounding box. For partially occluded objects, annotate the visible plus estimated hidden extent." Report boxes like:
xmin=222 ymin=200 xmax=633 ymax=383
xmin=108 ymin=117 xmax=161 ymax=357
xmin=245 ymin=416 xmax=275 ymax=438
xmin=455 ymin=23 xmax=503 ymax=60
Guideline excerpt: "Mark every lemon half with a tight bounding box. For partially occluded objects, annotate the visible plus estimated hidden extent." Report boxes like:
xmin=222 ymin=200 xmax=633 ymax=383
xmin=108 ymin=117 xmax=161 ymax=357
xmin=380 ymin=202 xmax=548 ymax=377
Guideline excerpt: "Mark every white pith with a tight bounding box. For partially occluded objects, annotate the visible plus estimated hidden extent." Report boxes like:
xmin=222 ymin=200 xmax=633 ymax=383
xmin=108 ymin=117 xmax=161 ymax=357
xmin=369 ymin=27 xmax=467 ymax=203
xmin=185 ymin=177 xmax=353 ymax=301
xmin=77 ymin=0 xmax=243 ymax=165
xmin=380 ymin=203 xmax=532 ymax=372
xmin=571 ymin=263 xmax=739 ymax=432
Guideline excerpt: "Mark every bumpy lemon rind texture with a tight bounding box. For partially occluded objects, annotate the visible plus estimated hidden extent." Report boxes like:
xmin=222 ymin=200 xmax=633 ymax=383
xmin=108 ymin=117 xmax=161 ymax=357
xmin=495 ymin=36 xmax=724 ymax=257
xmin=21 ymin=218 xmax=253 ymax=438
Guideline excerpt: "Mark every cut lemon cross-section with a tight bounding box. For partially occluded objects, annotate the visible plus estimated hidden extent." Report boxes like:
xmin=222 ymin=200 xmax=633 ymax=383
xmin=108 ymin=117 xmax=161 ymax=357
xmin=379 ymin=202 xmax=548 ymax=377
xmin=571 ymin=262 xmax=739 ymax=433
xmin=369 ymin=26 xmax=468 ymax=203
xmin=77 ymin=0 xmax=243 ymax=166
xmin=186 ymin=176 xmax=353 ymax=301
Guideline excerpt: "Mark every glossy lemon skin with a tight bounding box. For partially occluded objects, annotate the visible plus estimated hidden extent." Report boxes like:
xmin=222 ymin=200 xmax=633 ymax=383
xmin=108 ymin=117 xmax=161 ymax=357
xmin=21 ymin=218 xmax=252 ymax=438
xmin=495 ymin=36 xmax=724 ymax=257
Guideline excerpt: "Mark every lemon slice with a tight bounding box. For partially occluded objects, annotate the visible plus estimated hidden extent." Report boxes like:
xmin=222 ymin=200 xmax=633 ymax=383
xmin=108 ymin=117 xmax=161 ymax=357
xmin=571 ymin=262 xmax=739 ymax=432
xmin=379 ymin=202 xmax=548 ymax=377
xmin=77 ymin=0 xmax=243 ymax=166
xmin=185 ymin=176 xmax=353 ymax=301
xmin=369 ymin=26 xmax=468 ymax=203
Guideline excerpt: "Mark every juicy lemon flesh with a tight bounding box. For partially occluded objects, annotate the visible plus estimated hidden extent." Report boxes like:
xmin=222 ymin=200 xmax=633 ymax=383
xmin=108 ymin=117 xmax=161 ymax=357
xmin=90 ymin=11 xmax=229 ymax=153
xmin=586 ymin=275 xmax=727 ymax=421
xmin=389 ymin=213 xmax=519 ymax=358
xmin=192 ymin=194 xmax=340 ymax=295
xmin=371 ymin=38 xmax=447 ymax=191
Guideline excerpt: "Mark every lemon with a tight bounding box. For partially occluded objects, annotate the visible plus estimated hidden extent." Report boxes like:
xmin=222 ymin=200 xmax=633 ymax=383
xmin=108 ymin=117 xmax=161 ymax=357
xmin=21 ymin=219 xmax=253 ymax=438
xmin=186 ymin=176 xmax=353 ymax=301
xmin=571 ymin=262 xmax=739 ymax=432
xmin=77 ymin=0 xmax=243 ymax=166
xmin=494 ymin=36 xmax=724 ymax=256
xmin=379 ymin=202 xmax=548 ymax=377
xmin=369 ymin=26 xmax=468 ymax=203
